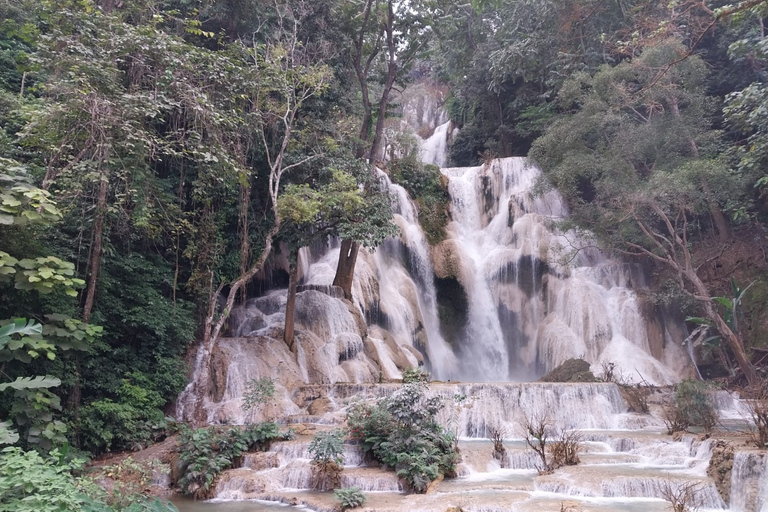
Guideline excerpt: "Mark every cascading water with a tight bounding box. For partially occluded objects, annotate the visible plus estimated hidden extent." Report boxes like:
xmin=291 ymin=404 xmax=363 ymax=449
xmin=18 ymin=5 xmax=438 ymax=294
xmin=169 ymin=85 xmax=766 ymax=512
xmin=438 ymin=158 xmax=687 ymax=384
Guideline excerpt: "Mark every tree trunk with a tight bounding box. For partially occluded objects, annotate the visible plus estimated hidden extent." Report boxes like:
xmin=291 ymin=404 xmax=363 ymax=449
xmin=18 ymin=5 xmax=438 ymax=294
xmin=191 ymin=223 xmax=279 ymax=425
xmin=238 ymin=179 xmax=251 ymax=304
xmin=685 ymin=266 xmax=759 ymax=387
xmin=700 ymin=179 xmax=731 ymax=242
xmin=368 ymin=0 xmax=398 ymax=164
xmin=284 ymin=260 xmax=299 ymax=351
xmin=332 ymin=238 xmax=359 ymax=301
xmin=83 ymin=173 xmax=108 ymax=323
xmin=704 ymin=301 xmax=759 ymax=387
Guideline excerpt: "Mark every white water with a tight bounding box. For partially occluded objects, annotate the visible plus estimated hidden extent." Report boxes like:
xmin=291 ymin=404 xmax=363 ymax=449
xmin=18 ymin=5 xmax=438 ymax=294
xmin=179 ymin=382 xmax=767 ymax=512
xmin=171 ymin=84 xmax=766 ymax=512
xmin=440 ymin=157 xmax=687 ymax=384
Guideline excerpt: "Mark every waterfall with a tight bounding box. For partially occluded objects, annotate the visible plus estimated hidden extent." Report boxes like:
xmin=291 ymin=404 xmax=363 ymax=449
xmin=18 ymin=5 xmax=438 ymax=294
xmin=438 ymin=158 xmax=687 ymax=384
xmin=176 ymin=86 xmax=689 ymax=426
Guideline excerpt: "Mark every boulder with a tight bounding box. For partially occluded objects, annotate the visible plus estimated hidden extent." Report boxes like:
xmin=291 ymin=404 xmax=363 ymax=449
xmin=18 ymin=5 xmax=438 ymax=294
xmin=308 ymin=397 xmax=334 ymax=416
xmin=539 ymin=358 xmax=596 ymax=383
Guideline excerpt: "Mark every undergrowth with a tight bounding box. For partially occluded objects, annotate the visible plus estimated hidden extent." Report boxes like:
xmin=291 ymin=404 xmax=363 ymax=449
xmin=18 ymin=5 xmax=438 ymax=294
xmin=176 ymin=422 xmax=288 ymax=498
xmin=346 ymin=381 xmax=458 ymax=493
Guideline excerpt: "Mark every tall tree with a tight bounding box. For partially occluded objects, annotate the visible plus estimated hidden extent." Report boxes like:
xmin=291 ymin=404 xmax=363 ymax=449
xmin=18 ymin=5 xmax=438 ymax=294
xmin=332 ymin=0 xmax=429 ymax=301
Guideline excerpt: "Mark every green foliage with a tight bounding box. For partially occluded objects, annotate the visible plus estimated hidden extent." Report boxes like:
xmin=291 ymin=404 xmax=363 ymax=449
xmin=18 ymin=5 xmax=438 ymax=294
xmin=242 ymin=377 xmax=277 ymax=413
xmin=308 ymin=429 xmax=344 ymax=491
xmin=0 ymin=446 xmax=101 ymax=511
xmin=346 ymin=382 xmax=458 ymax=493
xmin=0 ymin=318 xmax=54 ymax=363
xmin=401 ymin=367 xmax=431 ymax=384
xmin=390 ymin=158 xmax=450 ymax=245
xmin=79 ymin=373 xmax=170 ymax=453
xmin=176 ymin=423 xmax=283 ymax=498
xmin=309 ymin=429 xmax=345 ymax=465
xmin=9 ymin=387 xmax=67 ymax=451
xmin=0 ymin=159 xmax=62 ymax=226
xmin=0 ymin=446 xmax=177 ymax=511
xmin=333 ymin=487 xmax=366 ymax=510
xmin=97 ymin=457 xmax=173 ymax=511
xmin=664 ymin=380 xmax=719 ymax=433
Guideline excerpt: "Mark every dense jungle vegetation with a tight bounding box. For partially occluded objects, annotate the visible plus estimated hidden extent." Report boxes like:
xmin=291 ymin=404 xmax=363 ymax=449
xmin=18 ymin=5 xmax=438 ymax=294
xmin=1 ymin=0 xmax=768 ymax=508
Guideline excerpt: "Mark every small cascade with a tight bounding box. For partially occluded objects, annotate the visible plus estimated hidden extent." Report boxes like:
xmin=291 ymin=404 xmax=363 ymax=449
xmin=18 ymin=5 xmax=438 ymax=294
xmin=730 ymin=451 xmax=768 ymax=512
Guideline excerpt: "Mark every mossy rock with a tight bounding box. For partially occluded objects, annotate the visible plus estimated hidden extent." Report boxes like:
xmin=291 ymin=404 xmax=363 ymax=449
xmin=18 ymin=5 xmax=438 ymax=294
xmin=539 ymin=358 xmax=596 ymax=383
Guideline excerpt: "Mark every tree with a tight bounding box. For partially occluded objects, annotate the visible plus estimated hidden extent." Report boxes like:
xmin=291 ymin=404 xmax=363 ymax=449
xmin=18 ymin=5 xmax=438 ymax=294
xmin=530 ymin=41 xmax=760 ymax=386
xmin=0 ymin=160 xmax=102 ymax=449
xmin=277 ymin=165 xmax=397 ymax=348
xmin=184 ymin=4 xmax=331 ymax=424
xmin=330 ymin=0 xmax=431 ymax=301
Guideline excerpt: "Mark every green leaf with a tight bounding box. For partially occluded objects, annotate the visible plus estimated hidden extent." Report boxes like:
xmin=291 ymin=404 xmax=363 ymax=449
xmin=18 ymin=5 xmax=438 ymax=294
xmin=0 ymin=375 xmax=61 ymax=392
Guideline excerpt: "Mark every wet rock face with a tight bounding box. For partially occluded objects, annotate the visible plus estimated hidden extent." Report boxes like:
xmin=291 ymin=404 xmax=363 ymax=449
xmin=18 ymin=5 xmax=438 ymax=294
xmin=539 ymin=358 xmax=596 ymax=383
xmin=707 ymin=440 xmax=734 ymax=504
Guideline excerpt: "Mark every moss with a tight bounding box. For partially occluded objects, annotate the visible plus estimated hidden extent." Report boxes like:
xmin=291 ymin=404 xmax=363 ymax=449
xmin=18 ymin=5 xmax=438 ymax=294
xmin=390 ymin=158 xmax=451 ymax=246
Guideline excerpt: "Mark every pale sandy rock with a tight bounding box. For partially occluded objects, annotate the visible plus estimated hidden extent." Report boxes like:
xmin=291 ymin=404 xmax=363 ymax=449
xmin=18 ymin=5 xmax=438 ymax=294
xmin=308 ymin=397 xmax=334 ymax=416
xmin=432 ymin=239 xmax=463 ymax=280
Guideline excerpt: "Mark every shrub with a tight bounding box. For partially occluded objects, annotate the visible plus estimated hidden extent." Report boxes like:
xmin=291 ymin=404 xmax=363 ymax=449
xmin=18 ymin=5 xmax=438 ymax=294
xmin=97 ymin=457 xmax=171 ymax=510
xmin=334 ymin=487 xmax=366 ymax=510
xmin=660 ymin=480 xmax=700 ymax=512
xmin=664 ymin=380 xmax=718 ymax=433
xmin=521 ymin=414 xmax=552 ymax=474
xmin=402 ymin=367 xmax=431 ymax=384
xmin=549 ymin=429 xmax=581 ymax=468
xmin=176 ymin=422 xmax=283 ymax=498
xmin=346 ymin=382 xmax=458 ymax=493
xmin=0 ymin=447 xmax=177 ymax=512
xmin=746 ymin=388 xmax=768 ymax=448
xmin=79 ymin=373 xmax=171 ymax=453
xmin=389 ymin=157 xmax=450 ymax=245
xmin=308 ymin=429 xmax=344 ymax=491
xmin=242 ymin=377 xmax=277 ymax=415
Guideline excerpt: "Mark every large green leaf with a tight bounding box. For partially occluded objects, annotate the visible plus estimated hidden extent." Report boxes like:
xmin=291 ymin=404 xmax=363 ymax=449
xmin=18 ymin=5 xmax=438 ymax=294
xmin=0 ymin=375 xmax=61 ymax=392
xmin=0 ymin=318 xmax=42 ymax=341
xmin=0 ymin=421 xmax=18 ymax=445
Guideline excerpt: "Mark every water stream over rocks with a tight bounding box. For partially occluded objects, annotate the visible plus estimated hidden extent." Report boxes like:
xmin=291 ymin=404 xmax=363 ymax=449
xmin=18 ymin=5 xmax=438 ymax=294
xmin=173 ymin=88 xmax=767 ymax=511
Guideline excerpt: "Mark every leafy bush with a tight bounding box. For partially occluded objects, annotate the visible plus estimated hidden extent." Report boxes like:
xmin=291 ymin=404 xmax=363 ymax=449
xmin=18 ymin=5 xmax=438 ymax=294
xmin=346 ymin=382 xmax=458 ymax=493
xmin=97 ymin=457 xmax=171 ymax=510
xmin=401 ymin=367 xmax=431 ymax=384
xmin=389 ymin=158 xmax=450 ymax=245
xmin=334 ymin=487 xmax=366 ymax=510
xmin=79 ymin=374 xmax=171 ymax=453
xmin=242 ymin=377 xmax=277 ymax=419
xmin=308 ymin=429 xmax=344 ymax=491
xmin=664 ymin=380 xmax=718 ymax=433
xmin=0 ymin=447 xmax=177 ymax=512
xmin=176 ymin=423 xmax=284 ymax=498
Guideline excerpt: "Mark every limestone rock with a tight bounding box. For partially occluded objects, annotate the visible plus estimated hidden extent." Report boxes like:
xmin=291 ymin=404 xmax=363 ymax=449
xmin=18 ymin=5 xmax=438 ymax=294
xmin=707 ymin=440 xmax=734 ymax=504
xmin=432 ymin=239 xmax=463 ymax=280
xmin=292 ymin=423 xmax=317 ymax=436
xmin=539 ymin=358 xmax=596 ymax=383
xmin=243 ymin=452 xmax=280 ymax=471
xmin=308 ymin=397 xmax=334 ymax=416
